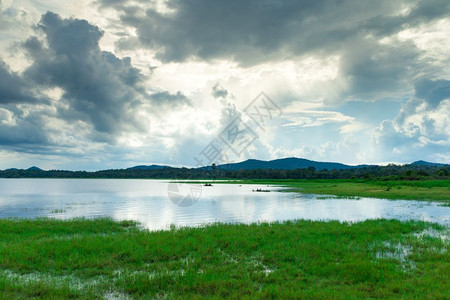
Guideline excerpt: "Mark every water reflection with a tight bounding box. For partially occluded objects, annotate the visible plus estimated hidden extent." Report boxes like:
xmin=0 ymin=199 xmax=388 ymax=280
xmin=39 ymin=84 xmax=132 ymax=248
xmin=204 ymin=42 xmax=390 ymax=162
xmin=0 ymin=179 xmax=448 ymax=230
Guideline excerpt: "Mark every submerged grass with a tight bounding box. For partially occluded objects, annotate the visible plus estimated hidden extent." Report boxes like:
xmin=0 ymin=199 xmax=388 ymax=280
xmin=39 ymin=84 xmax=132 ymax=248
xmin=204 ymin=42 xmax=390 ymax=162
xmin=0 ymin=218 xmax=448 ymax=299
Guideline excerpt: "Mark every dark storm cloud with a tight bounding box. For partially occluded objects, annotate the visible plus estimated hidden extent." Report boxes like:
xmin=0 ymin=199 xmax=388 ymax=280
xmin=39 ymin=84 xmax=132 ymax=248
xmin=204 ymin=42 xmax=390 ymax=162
xmin=414 ymin=79 xmax=450 ymax=108
xmin=22 ymin=11 xmax=146 ymax=135
xmin=337 ymin=38 xmax=420 ymax=100
xmin=102 ymin=0 xmax=448 ymax=64
xmin=361 ymin=0 xmax=450 ymax=36
xmin=0 ymin=11 xmax=190 ymax=153
xmin=20 ymin=11 xmax=189 ymax=138
xmin=100 ymin=0 xmax=449 ymax=101
xmin=0 ymin=60 xmax=40 ymax=104
xmin=149 ymin=91 xmax=190 ymax=105
xmin=96 ymin=0 xmax=126 ymax=9
xmin=0 ymin=111 xmax=50 ymax=146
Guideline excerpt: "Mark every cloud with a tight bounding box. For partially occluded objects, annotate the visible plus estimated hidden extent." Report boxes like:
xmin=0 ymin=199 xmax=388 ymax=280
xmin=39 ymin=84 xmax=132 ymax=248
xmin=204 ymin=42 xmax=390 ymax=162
xmin=272 ymin=135 xmax=362 ymax=165
xmin=149 ymin=91 xmax=190 ymax=105
xmin=360 ymin=0 xmax=450 ymax=36
xmin=1 ymin=2 xmax=449 ymax=168
xmin=0 ymin=3 xmax=30 ymax=33
xmin=214 ymin=85 xmax=240 ymax=129
xmin=282 ymin=110 xmax=354 ymax=128
xmin=414 ymin=79 xmax=450 ymax=108
xmin=373 ymin=79 xmax=450 ymax=162
xmin=0 ymin=103 xmax=60 ymax=154
xmin=0 ymin=60 xmax=42 ymax=104
xmin=336 ymin=38 xmax=420 ymax=100
xmin=103 ymin=0 xmax=448 ymax=64
xmin=211 ymin=83 xmax=228 ymax=99
xmin=19 ymin=12 xmax=190 ymax=139
xmin=21 ymin=12 xmax=149 ymax=137
xmin=96 ymin=0 xmax=449 ymax=104
xmin=0 ymin=11 xmax=192 ymax=159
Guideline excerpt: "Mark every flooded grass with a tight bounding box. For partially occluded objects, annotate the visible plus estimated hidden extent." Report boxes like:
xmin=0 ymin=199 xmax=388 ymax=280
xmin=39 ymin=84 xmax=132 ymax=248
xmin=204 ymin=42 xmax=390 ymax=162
xmin=236 ymin=179 xmax=450 ymax=204
xmin=0 ymin=218 xmax=448 ymax=298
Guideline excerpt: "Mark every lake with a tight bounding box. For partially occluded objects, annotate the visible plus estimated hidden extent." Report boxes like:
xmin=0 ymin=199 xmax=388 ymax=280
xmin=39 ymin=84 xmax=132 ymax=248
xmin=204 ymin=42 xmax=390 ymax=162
xmin=0 ymin=179 xmax=448 ymax=230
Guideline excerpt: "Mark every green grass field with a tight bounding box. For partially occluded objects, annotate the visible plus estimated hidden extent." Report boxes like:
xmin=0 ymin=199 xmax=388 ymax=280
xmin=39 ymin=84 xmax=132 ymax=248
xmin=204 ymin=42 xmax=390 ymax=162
xmin=0 ymin=218 xmax=448 ymax=299
xmin=230 ymin=179 xmax=450 ymax=204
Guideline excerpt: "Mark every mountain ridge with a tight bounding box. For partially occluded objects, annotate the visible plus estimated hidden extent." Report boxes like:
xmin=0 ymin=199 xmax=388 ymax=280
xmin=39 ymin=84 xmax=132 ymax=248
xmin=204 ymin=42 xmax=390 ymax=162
xmin=200 ymin=157 xmax=370 ymax=171
xmin=410 ymin=160 xmax=447 ymax=167
xmin=1 ymin=159 xmax=448 ymax=172
xmin=127 ymin=165 xmax=171 ymax=170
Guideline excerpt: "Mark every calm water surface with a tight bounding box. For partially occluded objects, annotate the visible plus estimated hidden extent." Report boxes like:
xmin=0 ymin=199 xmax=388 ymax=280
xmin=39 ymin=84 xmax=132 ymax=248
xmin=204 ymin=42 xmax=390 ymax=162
xmin=0 ymin=179 xmax=448 ymax=230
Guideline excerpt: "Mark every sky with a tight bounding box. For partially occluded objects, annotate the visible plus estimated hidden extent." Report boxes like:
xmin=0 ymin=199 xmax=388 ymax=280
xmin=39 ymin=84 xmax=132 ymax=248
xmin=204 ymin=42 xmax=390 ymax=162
xmin=0 ymin=0 xmax=449 ymax=170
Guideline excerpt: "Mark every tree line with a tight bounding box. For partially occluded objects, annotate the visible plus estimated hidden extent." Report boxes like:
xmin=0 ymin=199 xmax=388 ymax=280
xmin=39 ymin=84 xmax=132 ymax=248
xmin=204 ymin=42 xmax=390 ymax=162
xmin=0 ymin=164 xmax=448 ymax=180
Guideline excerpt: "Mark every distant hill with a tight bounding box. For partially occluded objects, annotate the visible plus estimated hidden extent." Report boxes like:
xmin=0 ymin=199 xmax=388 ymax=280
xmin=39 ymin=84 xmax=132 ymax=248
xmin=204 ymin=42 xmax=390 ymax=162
xmin=2 ymin=159 xmax=447 ymax=173
xmin=27 ymin=166 xmax=43 ymax=171
xmin=127 ymin=165 xmax=171 ymax=170
xmin=410 ymin=160 xmax=447 ymax=167
xmin=2 ymin=167 xmax=42 ymax=171
xmin=201 ymin=157 xmax=369 ymax=171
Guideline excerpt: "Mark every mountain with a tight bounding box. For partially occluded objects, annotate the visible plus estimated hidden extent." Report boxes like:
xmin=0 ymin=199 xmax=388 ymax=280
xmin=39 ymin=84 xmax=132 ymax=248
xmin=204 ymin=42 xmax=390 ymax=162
xmin=27 ymin=166 xmax=43 ymax=171
xmin=203 ymin=157 xmax=367 ymax=171
xmin=3 ymin=159 xmax=446 ymax=173
xmin=1 ymin=167 xmax=41 ymax=171
xmin=127 ymin=165 xmax=171 ymax=170
xmin=410 ymin=160 xmax=447 ymax=167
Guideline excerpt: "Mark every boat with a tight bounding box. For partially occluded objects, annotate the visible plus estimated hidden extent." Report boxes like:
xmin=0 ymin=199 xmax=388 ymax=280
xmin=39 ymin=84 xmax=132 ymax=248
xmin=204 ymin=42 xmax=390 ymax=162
xmin=252 ymin=188 xmax=270 ymax=192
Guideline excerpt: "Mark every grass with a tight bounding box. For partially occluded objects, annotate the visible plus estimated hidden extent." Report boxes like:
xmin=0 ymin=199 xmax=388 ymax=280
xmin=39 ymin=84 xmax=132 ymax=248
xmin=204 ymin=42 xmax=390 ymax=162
xmin=0 ymin=218 xmax=448 ymax=299
xmin=229 ymin=179 xmax=450 ymax=204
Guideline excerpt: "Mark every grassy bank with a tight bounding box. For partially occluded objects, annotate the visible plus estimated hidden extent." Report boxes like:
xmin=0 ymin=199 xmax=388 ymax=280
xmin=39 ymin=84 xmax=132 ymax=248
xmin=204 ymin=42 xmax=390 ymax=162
xmin=231 ymin=179 xmax=450 ymax=203
xmin=0 ymin=218 xmax=448 ymax=299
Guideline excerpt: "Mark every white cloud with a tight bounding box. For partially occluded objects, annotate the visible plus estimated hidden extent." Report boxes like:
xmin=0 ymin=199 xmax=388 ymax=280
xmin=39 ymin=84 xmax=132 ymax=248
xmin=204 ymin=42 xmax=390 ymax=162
xmin=0 ymin=108 xmax=15 ymax=126
xmin=282 ymin=110 xmax=354 ymax=128
xmin=373 ymin=85 xmax=450 ymax=163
